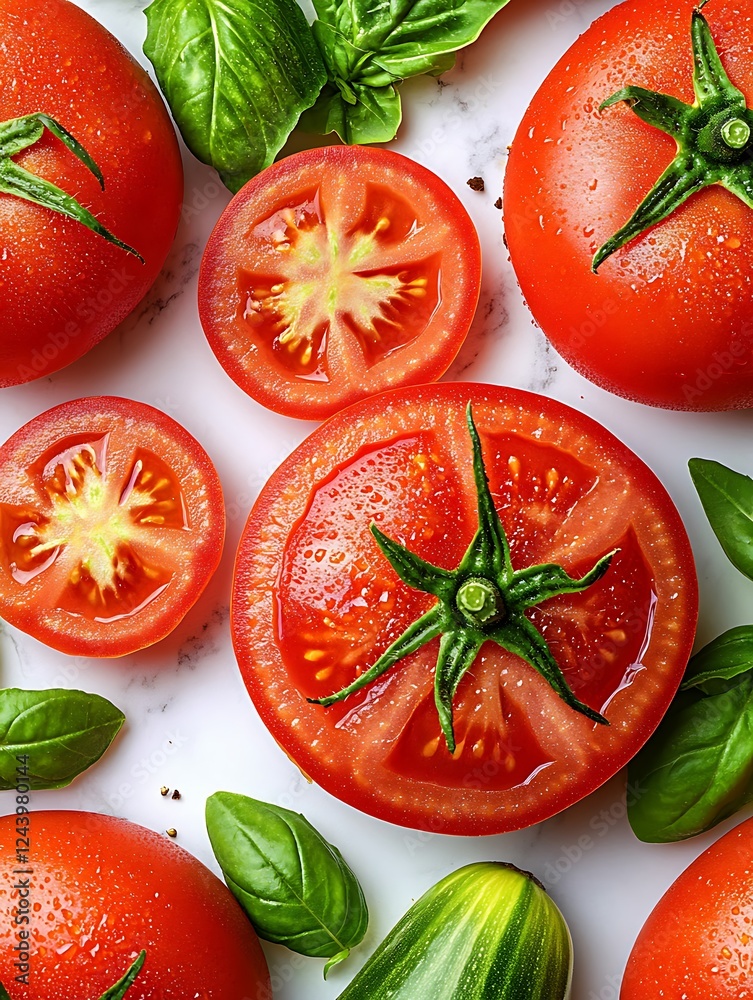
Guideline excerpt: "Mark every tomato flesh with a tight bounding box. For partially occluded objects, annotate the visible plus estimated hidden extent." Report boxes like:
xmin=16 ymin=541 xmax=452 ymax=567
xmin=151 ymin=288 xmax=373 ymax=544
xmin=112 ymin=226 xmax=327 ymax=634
xmin=200 ymin=147 xmax=481 ymax=419
xmin=0 ymin=398 xmax=224 ymax=656
xmin=233 ymin=383 xmax=697 ymax=835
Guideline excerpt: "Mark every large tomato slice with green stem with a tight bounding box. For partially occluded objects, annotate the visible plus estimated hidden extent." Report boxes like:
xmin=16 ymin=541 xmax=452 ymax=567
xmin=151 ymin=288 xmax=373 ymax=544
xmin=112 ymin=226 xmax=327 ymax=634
xmin=232 ymin=383 xmax=698 ymax=835
xmin=198 ymin=147 xmax=481 ymax=420
xmin=0 ymin=397 xmax=225 ymax=657
xmin=504 ymin=0 xmax=753 ymax=411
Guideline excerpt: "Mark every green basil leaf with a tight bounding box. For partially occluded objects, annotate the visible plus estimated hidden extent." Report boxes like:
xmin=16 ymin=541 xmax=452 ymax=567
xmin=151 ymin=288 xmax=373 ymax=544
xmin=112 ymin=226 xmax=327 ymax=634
xmin=143 ymin=0 xmax=327 ymax=192
xmin=312 ymin=0 xmax=512 ymax=88
xmin=628 ymin=674 xmax=753 ymax=842
xmin=300 ymin=82 xmax=401 ymax=143
xmin=0 ymin=689 xmax=125 ymax=790
xmin=690 ymin=457 xmax=753 ymax=581
xmin=683 ymin=625 xmax=753 ymax=691
xmin=206 ymin=792 xmax=368 ymax=974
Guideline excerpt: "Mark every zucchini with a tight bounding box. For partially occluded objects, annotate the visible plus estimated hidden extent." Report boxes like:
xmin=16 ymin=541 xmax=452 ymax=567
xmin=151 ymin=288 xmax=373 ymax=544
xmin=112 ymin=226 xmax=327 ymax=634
xmin=337 ymin=862 xmax=572 ymax=1000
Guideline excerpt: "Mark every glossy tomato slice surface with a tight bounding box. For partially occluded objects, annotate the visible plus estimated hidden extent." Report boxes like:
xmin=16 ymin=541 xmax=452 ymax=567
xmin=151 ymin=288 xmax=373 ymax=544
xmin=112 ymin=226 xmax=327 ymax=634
xmin=232 ymin=383 xmax=698 ymax=835
xmin=621 ymin=817 xmax=753 ymax=998
xmin=504 ymin=0 xmax=753 ymax=411
xmin=199 ymin=147 xmax=481 ymax=420
xmin=0 ymin=397 xmax=224 ymax=657
xmin=0 ymin=810 xmax=270 ymax=998
xmin=0 ymin=0 xmax=183 ymax=386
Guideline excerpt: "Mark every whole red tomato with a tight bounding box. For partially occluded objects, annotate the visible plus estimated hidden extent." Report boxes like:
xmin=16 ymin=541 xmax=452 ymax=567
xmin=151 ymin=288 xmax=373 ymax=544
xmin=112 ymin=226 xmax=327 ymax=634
xmin=232 ymin=383 xmax=697 ymax=835
xmin=505 ymin=0 xmax=753 ymax=410
xmin=0 ymin=810 xmax=270 ymax=998
xmin=0 ymin=0 xmax=183 ymax=387
xmin=621 ymin=817 xmax=753 ymax=998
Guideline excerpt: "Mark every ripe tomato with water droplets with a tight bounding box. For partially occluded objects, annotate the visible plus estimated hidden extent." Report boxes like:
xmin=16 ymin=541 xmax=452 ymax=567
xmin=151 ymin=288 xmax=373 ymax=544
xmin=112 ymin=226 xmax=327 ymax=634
xmin=232 ymin=383 xmax=697 ymax=835
xmin=504 ymin=0 xmax=753 ymax=410
xmin=0 ymin=811 xmax=270 ymax=998
xmin=0 ymin=397 xmax=224 ymax=657
xmin=198 ymin=146 xmax=481 ymax=420
xmin=0 ymin=0 xmax=183 ymax=386
xmin=621 ymin=816 xmax=753 ymax=999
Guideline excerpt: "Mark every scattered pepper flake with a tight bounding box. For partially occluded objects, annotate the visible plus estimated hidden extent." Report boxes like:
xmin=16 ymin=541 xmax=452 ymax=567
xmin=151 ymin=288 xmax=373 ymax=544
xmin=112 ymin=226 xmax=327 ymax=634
xmin=494 ymin=197 xmax=503 ymax=210
xmin=166 ymin=828 xmax=177 ymax=838
xmin=160 ymin=786 xmax=169 ymax=797
xmin=467 ymin=176 xmax=485 ymax=192
xmin=171 ymin=789 xmax=181 ymax=800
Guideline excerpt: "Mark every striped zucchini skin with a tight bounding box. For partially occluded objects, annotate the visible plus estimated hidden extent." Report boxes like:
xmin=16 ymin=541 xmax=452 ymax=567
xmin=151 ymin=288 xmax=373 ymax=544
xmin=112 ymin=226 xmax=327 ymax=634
xmin=337 ymin=862 xmax=572 ymax=1000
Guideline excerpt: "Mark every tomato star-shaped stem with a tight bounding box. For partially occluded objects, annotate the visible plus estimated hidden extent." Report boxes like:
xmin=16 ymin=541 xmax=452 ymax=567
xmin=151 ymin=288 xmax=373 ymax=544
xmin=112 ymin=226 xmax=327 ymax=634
xmin=0 ymin=113 xmax=142 ymax=259
xmin=313 ymin=405 xmax=615 ymax=754
xmin=594 ymin=1 xmax=753 ymax=271
xmin=0 ymin=950 xmax=145 ymax=1000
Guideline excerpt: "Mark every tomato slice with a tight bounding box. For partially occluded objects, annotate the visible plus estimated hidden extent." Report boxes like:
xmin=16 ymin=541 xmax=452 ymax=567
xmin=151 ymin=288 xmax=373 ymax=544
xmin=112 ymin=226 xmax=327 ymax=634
xmin=232 ymin=383 xmax=698 ymax=835
xmin=199 ymin=147 xmax=481 ymax=420
xmin=0 ymin=397 xmax=225 ymax=656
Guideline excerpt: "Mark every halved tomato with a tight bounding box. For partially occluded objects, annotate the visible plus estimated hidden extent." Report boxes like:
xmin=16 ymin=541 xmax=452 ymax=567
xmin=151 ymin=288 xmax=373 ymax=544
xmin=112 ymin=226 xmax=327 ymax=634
xmin=232 ymin=383 xmax=698 ymax=835
xmin=0 ymin=397 xmax=224 ymax=657
xmin=198 ymin=147 xmax=482 ymax=420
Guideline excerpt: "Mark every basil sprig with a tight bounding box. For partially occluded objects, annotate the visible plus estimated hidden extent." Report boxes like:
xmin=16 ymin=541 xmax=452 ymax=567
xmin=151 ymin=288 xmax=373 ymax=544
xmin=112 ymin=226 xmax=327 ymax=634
xmin=144 ymin=0 xmax=327 ymax=192
xmin=629 ymin=458 xmax=753 ymax=842
xmin=143 ymin=0 xmax=512 ymax=185
xmin=306 ymin=0 xmax=512 ymax=143
xmin=206 ymin=792 xmax=368 ymax=977
xmin=0 ymin=114 xmax=142 ymax=259
xmin=0 ymin=688 xmax=125 ymax=790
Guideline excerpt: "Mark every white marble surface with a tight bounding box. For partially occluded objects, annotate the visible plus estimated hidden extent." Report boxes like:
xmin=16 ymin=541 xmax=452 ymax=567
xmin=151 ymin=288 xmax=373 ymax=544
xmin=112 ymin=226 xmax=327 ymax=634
xmin=3 ymin=1 xmax=753 ymax=997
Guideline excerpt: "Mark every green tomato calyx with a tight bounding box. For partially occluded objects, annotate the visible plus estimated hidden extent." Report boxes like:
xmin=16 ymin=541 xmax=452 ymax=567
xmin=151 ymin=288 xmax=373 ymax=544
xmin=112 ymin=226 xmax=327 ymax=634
xmin=311 ymin=404 xmax=616 ymax=754
xmin=0 ymin=113 xmax=143 ymax=260
xmin=594 ymin=8 xmax=753 ymax=272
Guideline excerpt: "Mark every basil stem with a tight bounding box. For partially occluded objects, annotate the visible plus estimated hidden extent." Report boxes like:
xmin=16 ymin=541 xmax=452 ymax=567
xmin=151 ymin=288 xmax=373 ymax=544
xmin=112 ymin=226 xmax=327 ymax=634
xmin=206 ymin=792 xmax=367 ymax=977
xmin=0 ymin=689 xmax=125 ymax=790
xmin=0 ymin=113 xmax=142 ymax=259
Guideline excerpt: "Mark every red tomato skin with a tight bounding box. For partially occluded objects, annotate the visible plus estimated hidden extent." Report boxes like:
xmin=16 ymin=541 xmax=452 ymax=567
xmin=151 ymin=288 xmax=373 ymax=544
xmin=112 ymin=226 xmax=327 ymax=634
xmin=0 ymin=397 xmax=225 ymax=658
xmin=0 ymin=811 xmax=270 ymax=999
xmin=199 ymin=146 xmax=482 ymax=420
xmin=621 ymin=817 xmax=753 ymax=998
xmin=504 ymin=0 xmax=753 ymax=411
xmin=0 ymin=0 xmax=183 ymax=387
xmin=232 ymin=382 xmax=698 ymax=835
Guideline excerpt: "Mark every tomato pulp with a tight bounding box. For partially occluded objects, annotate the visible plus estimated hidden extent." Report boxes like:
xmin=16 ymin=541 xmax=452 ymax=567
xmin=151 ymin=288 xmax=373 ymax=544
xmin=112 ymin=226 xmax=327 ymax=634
xmin=199 ymin=146 xmax=481 ymax=419
xmin=0 ymin=397 xmax=225 ymax=657
xmin=621 ymin=817 xmax=753 ymax=998
xmin=0 ymin=811 xmax=270 ymax=998
xmin=504 ymin=0 xmax=753 ymax=410
xmin=232 ymin=384 xmax=697 ymax=835
xmin=0 ymin=0 xmax=183 ymax=386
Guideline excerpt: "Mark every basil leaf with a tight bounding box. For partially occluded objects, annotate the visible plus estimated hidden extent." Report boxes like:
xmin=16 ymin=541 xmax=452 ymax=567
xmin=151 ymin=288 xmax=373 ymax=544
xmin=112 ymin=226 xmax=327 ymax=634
xmin=0 ymin=689 xmax=124 ymax=790
xmin=683 ymin=625 xmax=753 ymax=691
xmin=311 ymin=0 xmax=511 ymax=93
xmin=690 ymin=457 xmax=753 ymax=581
xmin=300 ymin=82 xmax=402 ymax=143
xmin=143 ymin=0 xmax=327 ymax=192
xmin=629 ymin=665 xmax=753 ymax=843
xmin=206 ymin=792 xmax=368 ymax=975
